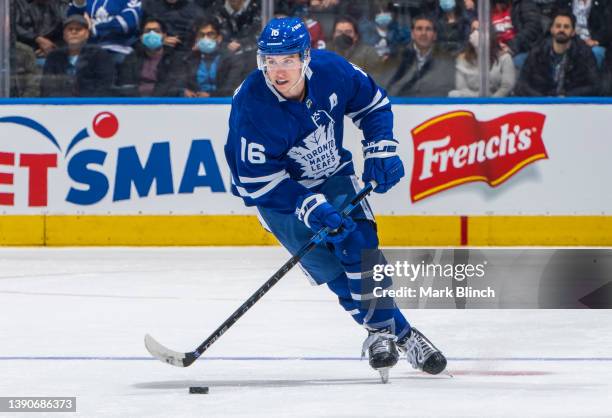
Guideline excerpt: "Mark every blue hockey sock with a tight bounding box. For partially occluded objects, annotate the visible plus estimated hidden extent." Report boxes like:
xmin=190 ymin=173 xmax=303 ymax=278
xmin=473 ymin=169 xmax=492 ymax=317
xmin=326 ymin=272 xmax=411 ymax=338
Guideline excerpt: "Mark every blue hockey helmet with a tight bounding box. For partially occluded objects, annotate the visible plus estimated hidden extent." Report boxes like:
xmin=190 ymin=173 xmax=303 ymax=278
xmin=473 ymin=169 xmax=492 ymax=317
xmin=257 ymin=17 xmax=312 ymax=84
xmin=257 ymin=17 xmax=311 ymax=56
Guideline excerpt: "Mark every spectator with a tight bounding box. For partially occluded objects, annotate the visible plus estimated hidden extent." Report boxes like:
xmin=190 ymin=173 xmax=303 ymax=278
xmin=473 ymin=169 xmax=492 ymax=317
xmin=68 ymin=0 xmax=142 ymax=63
xmin=394 ymin=0 xmax=439 ymax=18
xmin=10 ymin=0 xmax=41 ymax=97
xmin=116 ymin=18 xmax=178 ymax=96
xmin=359 ymin=0 xmax=411 ymax=59
xmin=463 ymin=0 xmax=477 ymax=21
xmin=327 ymin=16 xmax=381 ymax=77
xmin=533 ymin=0 xmax=558 ymax=31
xmin=193 ymin=0 xmax=220 ymax=13
xmin=387 ymin=15 xmax=455 ymax=96
xmin=41 ymin=15 xmax=115 ymax=97
xmin=554 ymin=0 xmax=610 ymax=68
xmin=492 ymin=0 xmax=517 ymax=45
xmin=290 ymin=0 xmax=327 ymax=49
xmin=601 ymin=10 xmax=612 ymax=95
xmin=14 ymin=0 xmax=66 ymax=64
xmin=11 ymin=41 xmax=41 ymax=97
xmin=449 ymin=24 xmax=516 ymax=96
xmin=492 ymin=0 xmax=543 ymax=69
xmin=142 ymin=0 xmax=205 ymax=52
xmin=514 ymin=11 xmax=599 ymax=96
xmin=304 ymin=16 xmax=326 ymax=50
xmin=214 ymin=0 xmax=262 ymax=53
xmin=174 ymin=16 xmax=254 ymax=97
xmin=435 ymin=0 xmax=471 ymax=54
xmin=300 ymin=0 xmax=373 ymax=40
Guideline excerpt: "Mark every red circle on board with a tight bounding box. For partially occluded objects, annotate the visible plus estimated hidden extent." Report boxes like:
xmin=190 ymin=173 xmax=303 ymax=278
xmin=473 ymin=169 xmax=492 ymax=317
xmin=92 ymin=112 xmax=119 ymax=138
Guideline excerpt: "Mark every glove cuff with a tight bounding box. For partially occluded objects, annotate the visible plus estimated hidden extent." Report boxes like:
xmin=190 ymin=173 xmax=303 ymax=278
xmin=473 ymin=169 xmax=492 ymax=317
xmin=363 ymin=139 xmax=398 ymax=160
xmin=296 ymin=193 xmax=327 ymax=229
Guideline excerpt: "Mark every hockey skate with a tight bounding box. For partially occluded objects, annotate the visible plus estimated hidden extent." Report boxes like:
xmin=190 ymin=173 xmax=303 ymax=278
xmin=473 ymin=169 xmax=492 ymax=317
xmin=362 ymin=331 xmax=399 ymax=383
xmin=398 ymin=327 xmax=447 ymax=375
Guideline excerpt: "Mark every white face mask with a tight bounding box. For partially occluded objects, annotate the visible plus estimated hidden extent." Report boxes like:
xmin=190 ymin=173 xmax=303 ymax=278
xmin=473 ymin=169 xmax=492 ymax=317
xmin=469 ymin=30 xmax=479 ymax=49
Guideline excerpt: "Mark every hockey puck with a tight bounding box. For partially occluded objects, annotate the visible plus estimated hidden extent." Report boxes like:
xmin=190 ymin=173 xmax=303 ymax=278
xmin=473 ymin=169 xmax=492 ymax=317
xmin=189 ymin=386 xmax=209 ymax=394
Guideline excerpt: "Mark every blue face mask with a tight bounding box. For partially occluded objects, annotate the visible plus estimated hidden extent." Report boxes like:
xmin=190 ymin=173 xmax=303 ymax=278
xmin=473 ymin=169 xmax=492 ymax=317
xmin=198 ymin=37 xmax=217 ymax=54
xmin=440 ymin=0 xmax=456 ymax=12
xmin=375 ymin=12 xmax=393 ymax=28
xmin=142 ymin=31 xmax=163 ymax=50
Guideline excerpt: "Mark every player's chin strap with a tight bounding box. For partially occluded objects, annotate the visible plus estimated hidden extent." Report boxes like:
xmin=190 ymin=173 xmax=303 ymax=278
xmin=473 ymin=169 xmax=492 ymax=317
xmin=287 ymin=53 xmax=311 ymax=95
xmin=285 ymin=74 xmax=306 ymax=97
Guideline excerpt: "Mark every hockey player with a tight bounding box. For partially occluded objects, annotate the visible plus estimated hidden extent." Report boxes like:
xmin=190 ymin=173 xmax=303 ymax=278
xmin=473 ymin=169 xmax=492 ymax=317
xmin=224 ymin=17 xmax=446 ymax=382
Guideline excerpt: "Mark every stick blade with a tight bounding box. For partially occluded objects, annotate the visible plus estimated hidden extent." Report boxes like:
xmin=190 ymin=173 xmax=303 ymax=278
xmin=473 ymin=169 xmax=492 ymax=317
xmin=144 ymin=334 xmax=188 ymax=367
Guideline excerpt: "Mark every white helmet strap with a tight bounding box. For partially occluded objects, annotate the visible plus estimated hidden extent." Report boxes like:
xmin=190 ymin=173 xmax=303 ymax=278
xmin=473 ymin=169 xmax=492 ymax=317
xmin=286 ymin=53 xmax=311 ymax=95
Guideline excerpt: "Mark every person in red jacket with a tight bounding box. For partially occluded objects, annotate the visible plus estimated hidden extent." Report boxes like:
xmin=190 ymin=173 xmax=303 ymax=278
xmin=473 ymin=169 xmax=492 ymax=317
xmin=491 ymin=0 xmax=543 ymax=69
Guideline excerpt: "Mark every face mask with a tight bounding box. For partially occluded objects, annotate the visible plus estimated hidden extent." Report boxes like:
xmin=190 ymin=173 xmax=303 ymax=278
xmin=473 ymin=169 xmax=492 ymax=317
xmin=334 ymin=34 xmax=354 ymax=50
xmin=142 ymin=31 xmax=163 ymax=50
xmin=375 ymin=13 xmax=392 ymax=28
xmin=469 ymin=30 xmax=479 ymax=49
xmin=440 ymin=0 xmax=455 ymax=12
xmin=198 ymin=37 xmax=217 ymax=54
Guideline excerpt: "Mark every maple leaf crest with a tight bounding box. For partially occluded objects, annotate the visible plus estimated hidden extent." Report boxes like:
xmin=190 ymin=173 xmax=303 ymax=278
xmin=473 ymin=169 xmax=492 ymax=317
xmin=288 ymin=113 xmax=340 ymax=179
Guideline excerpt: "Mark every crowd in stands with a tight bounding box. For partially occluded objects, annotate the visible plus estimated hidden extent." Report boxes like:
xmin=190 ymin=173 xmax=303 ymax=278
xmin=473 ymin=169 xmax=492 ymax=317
xmin=7 ymin=0 xmax=612 ymax=98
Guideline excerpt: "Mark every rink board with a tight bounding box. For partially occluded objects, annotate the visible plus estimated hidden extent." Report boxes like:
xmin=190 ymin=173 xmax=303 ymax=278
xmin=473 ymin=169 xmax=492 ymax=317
xmin=1 ymin=100 xmax=611 ymax=245
xmin=3 ymin=215 xmax=612 ymax=246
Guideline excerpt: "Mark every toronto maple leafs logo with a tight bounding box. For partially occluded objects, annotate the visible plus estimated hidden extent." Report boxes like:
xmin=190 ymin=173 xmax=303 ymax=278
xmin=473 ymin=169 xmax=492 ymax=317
xmin=288 ymin=110 xmax=340 ymax=179
xmin=93 ymin=7 xmax=111 ymax=24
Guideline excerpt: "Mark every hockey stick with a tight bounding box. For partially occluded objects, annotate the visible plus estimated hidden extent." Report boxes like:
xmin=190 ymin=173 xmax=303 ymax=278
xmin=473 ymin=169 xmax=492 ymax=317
xmin=145 ymin=180 xmax=377 ymax=367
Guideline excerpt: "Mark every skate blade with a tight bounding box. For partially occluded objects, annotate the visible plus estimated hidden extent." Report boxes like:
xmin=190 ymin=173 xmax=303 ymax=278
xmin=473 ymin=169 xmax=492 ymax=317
xmin=378 ymin=367 xmax=391 ymax=384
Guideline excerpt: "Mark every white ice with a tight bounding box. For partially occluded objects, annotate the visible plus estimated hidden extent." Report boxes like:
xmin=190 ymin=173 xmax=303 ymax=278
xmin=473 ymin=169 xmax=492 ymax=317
xmin=0 ymin=247 xmax=611 ymax=417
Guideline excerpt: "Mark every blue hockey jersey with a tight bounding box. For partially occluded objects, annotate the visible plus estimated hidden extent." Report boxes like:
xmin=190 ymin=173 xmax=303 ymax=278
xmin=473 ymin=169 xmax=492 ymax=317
xmin=68 ymin=0 xmax=141 ymax=53
xmin=224 ymin=49 xmax=394 ymax=214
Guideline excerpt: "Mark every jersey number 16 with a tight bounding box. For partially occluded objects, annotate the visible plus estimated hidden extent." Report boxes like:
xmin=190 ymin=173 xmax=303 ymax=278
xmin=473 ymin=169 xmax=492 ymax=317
xmin=240 ymin=137 xmax=266 ymax=164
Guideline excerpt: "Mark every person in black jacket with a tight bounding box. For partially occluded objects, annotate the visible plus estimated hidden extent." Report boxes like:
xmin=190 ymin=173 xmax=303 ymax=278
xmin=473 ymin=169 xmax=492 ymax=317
xmin=552 ymin=1 xmax=609 ymax=45
xmin=142 ymin=0 xmax=205 ymax=51
xmin=387 ymin=15 xmax=455 ymax=96
xmin=11 ymin=42 xmax=41 ymax=97
xmin=116 ymin=17 xmax=179 ymax=96
xmin=174 ymin=16 xmax=255 ymax=97
xmin=600 ymin=7 xmax=612 ymax=95
xmin=41 ymin=15 xmax=115 ymax=97
xmin=213 ymin=0 xmax=262 ymax=53
xmin=553 ymin=0 xmax=610 ymax=68
xmin=515 ymin=11 xmax=599 ymax=96
xmin=14 ymin=0 xmax=66 ymax=62
xmin=10 ymin=0 xmax=40 ymax=97
xmin=193 ymin=0 xmax=219 ymax=13
xmin=435 ymin=0 xmax=471 ymax=54
xmin=508 ymin=0 xmax=544 ymax=55
xmin=492 ymin=0 xmax=543 ymax=69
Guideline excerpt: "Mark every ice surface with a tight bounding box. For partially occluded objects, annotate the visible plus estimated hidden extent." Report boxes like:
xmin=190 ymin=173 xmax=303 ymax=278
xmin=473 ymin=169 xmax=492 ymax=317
xmin=1 ymin=247 xmax=611 ymax=417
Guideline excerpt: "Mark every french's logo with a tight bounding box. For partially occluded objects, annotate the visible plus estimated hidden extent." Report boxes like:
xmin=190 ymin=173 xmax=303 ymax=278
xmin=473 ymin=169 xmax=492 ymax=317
xmin=410 ymin=110 xmax=548 ymax=202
